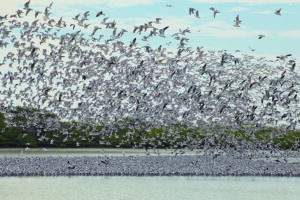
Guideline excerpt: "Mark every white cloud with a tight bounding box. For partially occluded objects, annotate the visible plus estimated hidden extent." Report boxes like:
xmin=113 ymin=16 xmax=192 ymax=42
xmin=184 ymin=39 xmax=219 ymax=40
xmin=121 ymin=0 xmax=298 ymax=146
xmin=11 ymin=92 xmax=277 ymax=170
xmin=192 ymin=20 xmax=270 ymax=38
xmin=277 ymin=30 xmax=300 ymax=38
xmin=190 ymin=0 xmax=300 ymax=4
xmin=252 ymin=10 xmax=296 ymax=14
xmin=201 ymin=29 xmax=264 ymax=38
xmin=252 ymin=11 xmax=274 ymax=14
xmin=225 ymin=7 xmax=249 ymax=12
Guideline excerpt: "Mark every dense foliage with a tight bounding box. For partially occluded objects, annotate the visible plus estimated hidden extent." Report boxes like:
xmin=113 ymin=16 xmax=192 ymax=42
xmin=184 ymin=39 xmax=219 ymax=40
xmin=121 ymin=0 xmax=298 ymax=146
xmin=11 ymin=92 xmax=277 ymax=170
xmin=0 ymin=106 xmax=299 ymax=150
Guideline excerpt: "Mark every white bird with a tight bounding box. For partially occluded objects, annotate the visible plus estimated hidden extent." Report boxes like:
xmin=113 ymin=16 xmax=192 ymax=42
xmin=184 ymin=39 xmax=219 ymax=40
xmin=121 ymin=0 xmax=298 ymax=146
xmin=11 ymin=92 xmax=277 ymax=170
xmin=24 ymin=0 xmax=30 ymax=10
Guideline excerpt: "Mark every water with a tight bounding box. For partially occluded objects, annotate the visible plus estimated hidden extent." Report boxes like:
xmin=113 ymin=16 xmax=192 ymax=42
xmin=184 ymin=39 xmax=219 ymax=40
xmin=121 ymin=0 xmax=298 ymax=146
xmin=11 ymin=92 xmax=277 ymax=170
xmin=0 ymin=148 xmax=197 ymax=157
xmin=0 ymin=176 xmax=299 ymax=200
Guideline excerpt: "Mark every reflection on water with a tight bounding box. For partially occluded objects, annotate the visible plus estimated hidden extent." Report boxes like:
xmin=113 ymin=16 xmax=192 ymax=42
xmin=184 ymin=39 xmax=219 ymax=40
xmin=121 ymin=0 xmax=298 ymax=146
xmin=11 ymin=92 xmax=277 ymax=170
xmin=0 ymin=148 xmax=197 ymax=157
xmin=0 ymin=176 xmax=300 ymax=200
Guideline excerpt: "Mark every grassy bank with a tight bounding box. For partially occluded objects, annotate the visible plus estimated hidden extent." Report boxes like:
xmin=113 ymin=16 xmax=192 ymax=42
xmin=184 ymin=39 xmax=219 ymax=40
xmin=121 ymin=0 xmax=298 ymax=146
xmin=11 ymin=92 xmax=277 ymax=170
xmin=0 ymin=106 xmax=299 ymax=150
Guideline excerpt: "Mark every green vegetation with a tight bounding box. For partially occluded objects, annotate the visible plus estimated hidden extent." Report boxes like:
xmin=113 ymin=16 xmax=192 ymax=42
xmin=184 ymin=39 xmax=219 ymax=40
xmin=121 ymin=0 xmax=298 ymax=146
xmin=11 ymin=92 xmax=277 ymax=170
xmin=0 ymin=106 xmax=299 ymax=149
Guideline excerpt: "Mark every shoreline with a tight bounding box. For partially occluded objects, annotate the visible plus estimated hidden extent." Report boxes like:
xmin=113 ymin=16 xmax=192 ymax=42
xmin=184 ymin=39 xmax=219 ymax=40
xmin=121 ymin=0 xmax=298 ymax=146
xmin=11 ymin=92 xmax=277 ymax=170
xmin=1 ymin=155 xmax=300 ymax=177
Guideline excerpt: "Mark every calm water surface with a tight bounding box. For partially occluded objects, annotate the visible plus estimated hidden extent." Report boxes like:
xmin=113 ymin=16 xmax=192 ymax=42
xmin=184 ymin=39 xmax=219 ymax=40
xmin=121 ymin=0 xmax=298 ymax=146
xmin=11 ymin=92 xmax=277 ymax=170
xmin=0 ymin=176 xmax=299 ymax=200
xmin=0 ymin=148 xmax=197 ymax=157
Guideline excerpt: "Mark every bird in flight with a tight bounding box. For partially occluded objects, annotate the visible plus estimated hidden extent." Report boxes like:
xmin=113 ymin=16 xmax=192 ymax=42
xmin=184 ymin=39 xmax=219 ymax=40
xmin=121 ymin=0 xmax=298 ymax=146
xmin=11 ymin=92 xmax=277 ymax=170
xmin=154 ymin=18 xmax=162 ymax=24
xmin=189 ymin=8 xmax=196 ymax=15
xmin=233 ymin=15 xmax=241 ymax=27
xmin=195 ymin=10 xmax=200 ymax=18
xmin=275 ymin=8 xmax=282 ymax=15
xmin=24 ymin=0 xmax=30 ymax=10
xmin=258 ymin=34 xmax=265 ymax=39
xmin=209 ymin=7 xmax=220 ymax=19
xmin=96 ymin=11 xmax=105 ymax=17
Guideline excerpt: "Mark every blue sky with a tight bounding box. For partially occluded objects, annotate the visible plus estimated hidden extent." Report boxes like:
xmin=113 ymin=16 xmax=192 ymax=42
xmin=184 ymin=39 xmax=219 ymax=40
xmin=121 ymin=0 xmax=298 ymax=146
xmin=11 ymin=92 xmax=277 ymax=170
xmin=1 ymin=0 xmax=300 ymax=60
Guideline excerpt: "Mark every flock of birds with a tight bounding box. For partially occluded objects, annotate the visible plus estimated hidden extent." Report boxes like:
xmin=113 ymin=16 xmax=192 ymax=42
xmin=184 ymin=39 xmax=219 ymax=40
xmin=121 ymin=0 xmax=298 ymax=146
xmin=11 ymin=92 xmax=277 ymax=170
xmin=188 ymin=6 xmax=282 ymax=35
xmin=1 ymin=152 xmax=300 ymax=176
xmin=0 ymin=1 xmax=299 ymax=153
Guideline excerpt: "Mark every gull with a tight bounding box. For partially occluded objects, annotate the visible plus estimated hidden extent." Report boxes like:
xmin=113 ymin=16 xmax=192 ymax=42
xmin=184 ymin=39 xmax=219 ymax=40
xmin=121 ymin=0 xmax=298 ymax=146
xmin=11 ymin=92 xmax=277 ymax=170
xmin=31 ymin=19 xmax=39 ymax=27
xmin=220 ymin=54 xmax=227 ymax=66
xmin=233 ymin=15 xmax=241 ymax=27
xmin=0 ymin=15 xmax=7 ymax=20
xmin=154 ymin=18 xmax=162 ymax=24
xmin=70 ymin=24 xmax=76 ymax=30
xmin=96 ymin=11 xmax=105 ymax=17
xmin=83 ymin=11 xmax=90 ymax=19
xmin=48 ymin=19 xmax=55 ymax=26
xmin=24 ymin=0 xmax=30 ymax=10
xmin=195 ymin=10 xmax=200 ymax=18
xmin=209 ymin=7 xmax=220 ymax=19
xmin=275 ymin=8 xmax=281 ymax=15
xmin=189 ymin=8 xmax=196 ymax=15
xmin=47 ymin=1 xmax=53 ymax=9
xmin=290 ymin=61 xmax=296 ymax=72
xmin=101 ymin=17 xmax=109 ymax=25
xmin=159 ymin=26 xmax=169 ymax=37
xmin=44 ymin=7 xmax=51 ymax=19
xmin=73 ymin=14 xmax=80 ymax=21
xmin=129 ymin=37 xmax=136 ymax=47
xmin=258 ymin=34 xmax=265 ymax=39
xmin=133 ymin=26 xmax=139 ymax=33
xmin=16 ymin=10 xmax=23 ymax=17
xmin=142 ymin=36 xmax=149 ymax=41
xmin=35 ymin=11 xmax=42 ymax=18
xmin=91 ymin=26 xmax=101 ymax=36
xmin=25 ymin=8 xmax=32 ymax=16
xmin=276 ymin=54 xmax=292 ymax=61
xmin=56 ymin=17 xmax=63 ymax=28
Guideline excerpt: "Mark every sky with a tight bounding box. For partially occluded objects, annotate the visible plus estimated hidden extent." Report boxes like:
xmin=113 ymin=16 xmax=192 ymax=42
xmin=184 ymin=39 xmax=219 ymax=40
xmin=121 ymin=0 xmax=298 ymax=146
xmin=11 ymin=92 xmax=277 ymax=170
xmin=1 ymin=0 xmax=300 ymax=60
